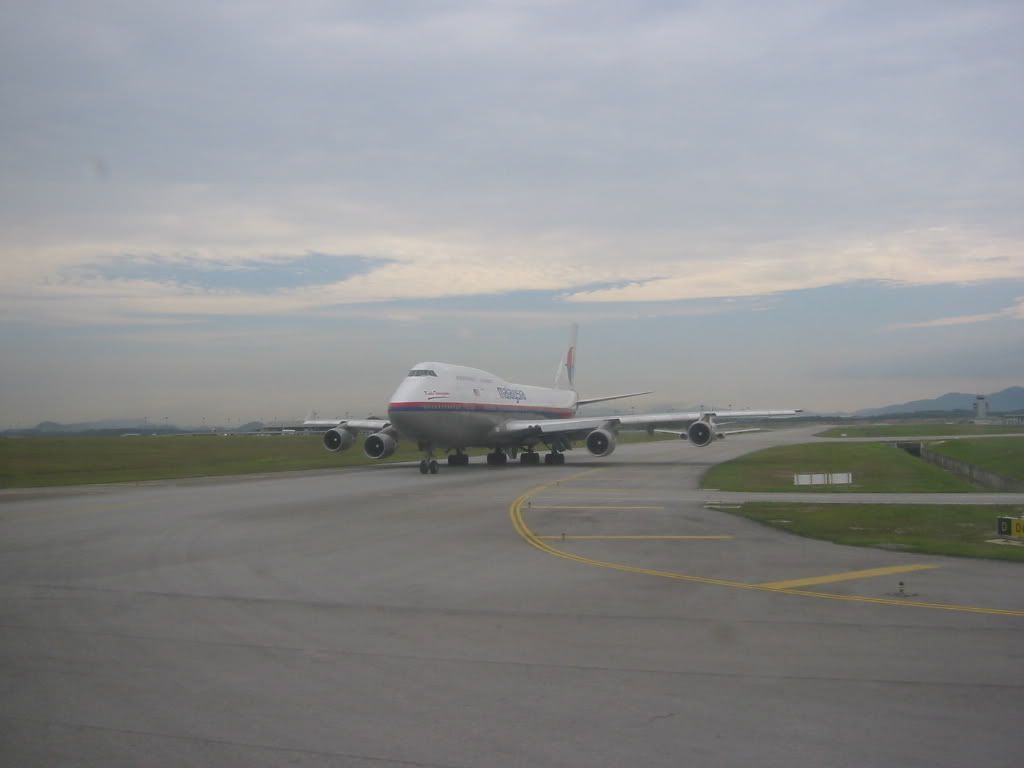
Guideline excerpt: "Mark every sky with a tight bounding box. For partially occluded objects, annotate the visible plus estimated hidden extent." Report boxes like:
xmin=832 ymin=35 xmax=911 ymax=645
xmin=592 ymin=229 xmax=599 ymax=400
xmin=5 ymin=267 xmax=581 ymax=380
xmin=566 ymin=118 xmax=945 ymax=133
xmin=1 ymin=0 xmax=1022 ymax=427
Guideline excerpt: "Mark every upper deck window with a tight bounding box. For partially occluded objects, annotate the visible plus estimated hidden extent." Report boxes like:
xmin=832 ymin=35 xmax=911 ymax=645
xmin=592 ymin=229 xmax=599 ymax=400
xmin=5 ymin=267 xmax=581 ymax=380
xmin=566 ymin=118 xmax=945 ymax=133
xmin=408 ymin=369 xmax=437 ymax=377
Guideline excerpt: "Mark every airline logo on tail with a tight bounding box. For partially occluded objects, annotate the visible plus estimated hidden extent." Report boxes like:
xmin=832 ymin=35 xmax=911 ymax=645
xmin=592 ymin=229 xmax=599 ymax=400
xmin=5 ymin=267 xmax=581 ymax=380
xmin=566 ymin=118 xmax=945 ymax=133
xmin=555 ymin=323 xmax=578 ymax=391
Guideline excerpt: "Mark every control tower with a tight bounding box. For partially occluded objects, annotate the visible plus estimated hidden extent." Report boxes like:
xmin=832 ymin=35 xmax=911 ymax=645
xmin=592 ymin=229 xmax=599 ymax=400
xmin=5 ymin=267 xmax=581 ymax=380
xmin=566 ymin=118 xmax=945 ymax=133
xmin=973 ymin=395 xmax=989 ymax=421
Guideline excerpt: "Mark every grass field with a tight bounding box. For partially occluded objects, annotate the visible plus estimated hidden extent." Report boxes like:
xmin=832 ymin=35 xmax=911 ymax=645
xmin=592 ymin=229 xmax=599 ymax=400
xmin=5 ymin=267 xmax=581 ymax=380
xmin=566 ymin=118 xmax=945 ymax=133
xmin=732 ymin=502 xmax=1024 ymax=562
xmin=817 ymin=424 xmax=1024 ymax=438
xmin=925 ymin=437 xmax=1024 ymax=482
xmin=701 ymin=442 xmax=979 ymax=492
xmin=0 ymin=435 xmax=420 ymax=487
xmin=0 ymin=431 xmax=674 ymax=488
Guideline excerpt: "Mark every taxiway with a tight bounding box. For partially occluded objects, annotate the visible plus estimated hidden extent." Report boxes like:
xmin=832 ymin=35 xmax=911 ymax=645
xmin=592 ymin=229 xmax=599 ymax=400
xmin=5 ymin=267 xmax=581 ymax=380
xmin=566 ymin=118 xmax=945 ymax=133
xmin=1 ymin=426 xmax=1022 ymax=767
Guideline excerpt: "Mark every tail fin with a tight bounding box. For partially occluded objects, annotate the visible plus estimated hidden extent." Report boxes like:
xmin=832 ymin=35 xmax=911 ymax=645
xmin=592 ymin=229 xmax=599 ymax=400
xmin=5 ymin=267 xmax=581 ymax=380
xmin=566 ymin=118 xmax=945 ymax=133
xmin=554 ymin=323 xmax=578 ymax=391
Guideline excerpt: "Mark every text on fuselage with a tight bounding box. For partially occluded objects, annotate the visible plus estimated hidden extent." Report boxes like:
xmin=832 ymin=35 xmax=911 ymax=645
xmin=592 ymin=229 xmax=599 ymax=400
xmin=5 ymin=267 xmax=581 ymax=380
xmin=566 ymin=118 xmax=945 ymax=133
xmin=497 ymin=386 xmax=527 ymax=402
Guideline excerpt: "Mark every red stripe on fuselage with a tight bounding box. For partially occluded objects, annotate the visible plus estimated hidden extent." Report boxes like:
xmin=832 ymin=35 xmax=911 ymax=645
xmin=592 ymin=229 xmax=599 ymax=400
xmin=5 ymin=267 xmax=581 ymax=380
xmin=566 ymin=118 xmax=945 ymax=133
xmin=389 ymin=401 xmax=575 ymax=418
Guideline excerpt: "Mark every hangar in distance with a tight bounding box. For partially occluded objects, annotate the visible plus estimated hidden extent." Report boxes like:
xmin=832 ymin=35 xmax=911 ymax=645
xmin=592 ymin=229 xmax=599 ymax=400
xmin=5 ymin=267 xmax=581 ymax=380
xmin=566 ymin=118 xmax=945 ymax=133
xmin=306 ymin=325 xmax=800 ymax=474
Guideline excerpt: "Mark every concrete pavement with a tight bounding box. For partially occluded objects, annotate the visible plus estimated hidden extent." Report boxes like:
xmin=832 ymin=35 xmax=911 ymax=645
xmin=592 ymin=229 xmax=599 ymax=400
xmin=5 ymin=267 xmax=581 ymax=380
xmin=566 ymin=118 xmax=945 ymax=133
xmin=1 ymin=426 xmax=1022 ymax=767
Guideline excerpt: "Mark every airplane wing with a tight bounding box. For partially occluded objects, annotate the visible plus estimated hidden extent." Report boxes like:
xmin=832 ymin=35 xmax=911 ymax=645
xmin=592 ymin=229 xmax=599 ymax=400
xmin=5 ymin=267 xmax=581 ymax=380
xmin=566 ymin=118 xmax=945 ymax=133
xmin=492 ymin=416 xmax=621 ymax=440
xmin=496 ymin=409 xmax=801 ymax=442
xmin=302 ymin=418 xmax=391 ymax=432
xmin=616 ymin=409 xmax=801 ymax=430
xmin=576 ymin=391 xmax=652 ymax=407
xmin=653 ymin=426 xmax=762 ymax=437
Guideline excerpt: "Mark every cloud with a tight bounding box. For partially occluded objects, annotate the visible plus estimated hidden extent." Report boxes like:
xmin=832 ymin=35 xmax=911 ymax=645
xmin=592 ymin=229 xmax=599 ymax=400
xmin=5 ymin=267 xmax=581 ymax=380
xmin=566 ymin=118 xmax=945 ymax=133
xmin=564 ymin=229 xmax=1024 ymax=302
xmin=1 ymin=3 xmax=1022 ymax=329
xmin=3 ymin=217 xmax=1023 ymax=326
xmin=892 ymin=296 xmax=1024 ymax=328
xmin=9 ymin=1 xmax=1024 ymax=430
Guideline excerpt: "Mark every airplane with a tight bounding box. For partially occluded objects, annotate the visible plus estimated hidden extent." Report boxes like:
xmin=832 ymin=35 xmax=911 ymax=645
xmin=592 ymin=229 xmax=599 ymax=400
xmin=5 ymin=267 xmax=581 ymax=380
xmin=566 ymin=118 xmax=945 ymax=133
xmin=305 ymin=325 xmax=800 ymax=474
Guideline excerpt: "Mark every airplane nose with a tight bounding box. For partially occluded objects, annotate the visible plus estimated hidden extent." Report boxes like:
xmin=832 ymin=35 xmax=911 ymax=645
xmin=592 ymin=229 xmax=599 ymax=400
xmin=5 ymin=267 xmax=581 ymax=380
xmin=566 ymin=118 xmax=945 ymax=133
xmin=389 ymin=380 xmax=411 ymax=405
xmin=388 ymin=379 xmax=416 ymax=413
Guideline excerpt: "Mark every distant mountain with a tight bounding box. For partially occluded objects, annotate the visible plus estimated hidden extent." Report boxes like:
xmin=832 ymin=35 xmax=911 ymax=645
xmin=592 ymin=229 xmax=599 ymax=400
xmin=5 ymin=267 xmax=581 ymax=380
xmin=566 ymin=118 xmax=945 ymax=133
xmin=855 ymin=386 xmax=1024 ymax=417
xmin=3 ymin=419 xmax=281 ymax=436
xmin=31 ymin=418 xmax=153 ymax=433
xmin=3 ymin=418 xmax=184 ymax=436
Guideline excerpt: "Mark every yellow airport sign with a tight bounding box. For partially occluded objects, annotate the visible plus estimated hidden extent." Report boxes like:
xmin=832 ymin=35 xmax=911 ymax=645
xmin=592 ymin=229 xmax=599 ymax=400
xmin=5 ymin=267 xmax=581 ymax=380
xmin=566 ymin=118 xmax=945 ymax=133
xmin=996 ymin=517 xmax=1024 ymax=539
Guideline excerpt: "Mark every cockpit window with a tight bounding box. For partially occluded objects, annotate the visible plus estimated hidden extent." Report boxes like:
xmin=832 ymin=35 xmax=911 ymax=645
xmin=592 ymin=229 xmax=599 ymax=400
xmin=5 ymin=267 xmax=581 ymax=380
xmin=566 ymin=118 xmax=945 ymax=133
xmin=408 ymin=369 xmax=437 ymax=377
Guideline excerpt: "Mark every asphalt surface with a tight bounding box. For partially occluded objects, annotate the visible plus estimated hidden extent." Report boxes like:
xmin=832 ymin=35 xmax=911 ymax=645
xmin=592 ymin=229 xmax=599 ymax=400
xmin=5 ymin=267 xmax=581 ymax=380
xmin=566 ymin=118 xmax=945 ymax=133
xmin=2 ymin=427 xmax=1022 ymax=767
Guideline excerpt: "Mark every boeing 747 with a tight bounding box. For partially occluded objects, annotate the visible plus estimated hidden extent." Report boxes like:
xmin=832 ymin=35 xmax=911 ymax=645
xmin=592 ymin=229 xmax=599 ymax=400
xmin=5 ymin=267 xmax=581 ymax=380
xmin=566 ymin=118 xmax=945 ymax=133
xmin=306 ymin=325 xmax=800 ymax=474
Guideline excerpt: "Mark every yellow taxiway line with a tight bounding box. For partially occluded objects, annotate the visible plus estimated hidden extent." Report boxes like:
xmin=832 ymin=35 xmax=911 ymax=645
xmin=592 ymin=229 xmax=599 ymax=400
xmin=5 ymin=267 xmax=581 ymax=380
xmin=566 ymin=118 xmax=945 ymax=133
xmin=538 ymin=535 xmax=734 ymax=541
xmin=545 ymin=488 xmax=668 ymax=495
xmin=758 ymin=563 xmax=940 ymax=590
xmin=510 ymin=470 xmax=1024 ymax=617
xmin=528 ymin=504 xmax=665 ymax=511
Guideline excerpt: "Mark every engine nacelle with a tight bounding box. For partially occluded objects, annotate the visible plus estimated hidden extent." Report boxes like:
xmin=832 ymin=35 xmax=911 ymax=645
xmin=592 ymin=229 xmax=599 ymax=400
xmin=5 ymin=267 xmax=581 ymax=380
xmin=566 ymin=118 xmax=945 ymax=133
xmin=585 ymin=428 xmax=617 ymax=457
xmin=323 ymin=427 xmax=355 ymax=453
xmin=364 ymin=432 xmax=398 ymax=459
xmin=687 ymin=420 xmax=715 ymax=447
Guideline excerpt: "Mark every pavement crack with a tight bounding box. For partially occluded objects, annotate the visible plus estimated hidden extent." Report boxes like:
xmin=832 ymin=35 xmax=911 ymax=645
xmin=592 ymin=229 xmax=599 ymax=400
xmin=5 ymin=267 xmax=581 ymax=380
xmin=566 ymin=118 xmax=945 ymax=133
xmin=641 ymin=712 xmax=676 ymax=726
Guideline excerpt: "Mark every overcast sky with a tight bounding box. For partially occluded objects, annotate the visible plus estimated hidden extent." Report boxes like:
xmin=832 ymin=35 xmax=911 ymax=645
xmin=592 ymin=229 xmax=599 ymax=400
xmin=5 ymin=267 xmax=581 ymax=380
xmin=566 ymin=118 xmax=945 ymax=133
xmin=1 ymin=1 xmax=1022 ymax=426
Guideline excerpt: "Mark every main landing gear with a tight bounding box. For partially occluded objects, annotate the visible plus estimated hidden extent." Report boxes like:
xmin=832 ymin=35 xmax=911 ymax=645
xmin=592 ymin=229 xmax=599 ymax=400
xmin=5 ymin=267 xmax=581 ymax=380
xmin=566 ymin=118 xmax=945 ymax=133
xmin=447 ymin=451 xmax=470 ymax=466
xmin=520 ymin=451 xmax=565 ymax=465
xmin=485 ymin=450 xmax=508 ymax=466
xmin=483 ymin=448 xmax=565 ymax=467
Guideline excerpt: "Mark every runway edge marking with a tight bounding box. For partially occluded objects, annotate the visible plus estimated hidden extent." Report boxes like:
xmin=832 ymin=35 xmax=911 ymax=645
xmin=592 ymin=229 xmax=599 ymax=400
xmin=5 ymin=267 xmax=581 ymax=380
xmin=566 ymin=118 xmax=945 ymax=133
xmin=510 ymin=472 xmax=1024 ymax=618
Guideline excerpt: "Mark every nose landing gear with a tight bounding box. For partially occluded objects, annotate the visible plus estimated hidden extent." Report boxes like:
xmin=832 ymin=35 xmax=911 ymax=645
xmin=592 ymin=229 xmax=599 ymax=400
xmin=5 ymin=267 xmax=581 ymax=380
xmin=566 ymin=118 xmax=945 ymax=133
xmin=418 ymin=442 xmax=439 ymax=474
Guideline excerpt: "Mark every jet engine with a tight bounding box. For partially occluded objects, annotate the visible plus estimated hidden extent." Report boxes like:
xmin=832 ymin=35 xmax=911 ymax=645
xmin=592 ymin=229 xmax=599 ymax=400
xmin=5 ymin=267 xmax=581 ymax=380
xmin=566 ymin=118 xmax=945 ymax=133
xmin=364 ymin=432 xmax=398 ymax=459
xmin=585 ymin=428 xmax=617 ymax=457
xmin=323 ymin=427 xmax=355 ymax=453
xmin=687 ymin=420 xmax=715 ymax=447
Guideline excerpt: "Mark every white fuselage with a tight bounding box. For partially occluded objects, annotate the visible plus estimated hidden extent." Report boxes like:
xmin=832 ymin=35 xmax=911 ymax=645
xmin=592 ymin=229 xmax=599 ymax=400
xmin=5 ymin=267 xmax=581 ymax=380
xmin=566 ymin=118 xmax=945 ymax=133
xmin=387 ymin=362 xmax=577 ymax=449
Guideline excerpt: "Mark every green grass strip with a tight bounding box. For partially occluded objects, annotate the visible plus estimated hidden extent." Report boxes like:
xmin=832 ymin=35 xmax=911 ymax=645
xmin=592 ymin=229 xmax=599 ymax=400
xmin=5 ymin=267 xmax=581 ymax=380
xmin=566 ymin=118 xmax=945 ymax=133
xmin=0 ymin=435 xmax=428 ymax=487
xmin=0 ymin=432 xmax=675 ymax=488
xmin=925 ymin=437 xmax=1024 ymax=482
xmin=702 ymin=442 xmax=980 ymax=493
xmin=817 ymin=424 xmax=1024 ymax=438
xmin=733 ymin=502 xmax=1024 ymax=562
